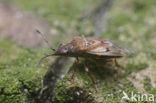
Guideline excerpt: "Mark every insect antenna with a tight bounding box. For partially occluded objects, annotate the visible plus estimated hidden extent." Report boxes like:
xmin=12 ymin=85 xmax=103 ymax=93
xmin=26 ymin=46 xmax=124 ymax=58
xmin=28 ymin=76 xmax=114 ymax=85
xmin=35 ymin=30 xmax=56 ymax=67
xmin=36 ymin=53 xmax=55 ymax=67
xmin=36 ymin=29 xmax=56 ymax=51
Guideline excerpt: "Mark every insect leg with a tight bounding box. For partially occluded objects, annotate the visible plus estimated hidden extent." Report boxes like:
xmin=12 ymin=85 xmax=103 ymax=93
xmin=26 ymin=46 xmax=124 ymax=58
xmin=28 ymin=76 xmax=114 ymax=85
xmin=113 ymin=59 xmax=125 ymax=75
xmin=36 ymin=53 xmax=55 ymax=67
xmin=36 ymin=30 xmax=56 ymax=51
xmin=84 ymin=63 xmax=98 ymax=91
xmin=114 ymin=59 xmax=124 ymax=69
xmin=71 ymin=57 xmax=79 ymax=83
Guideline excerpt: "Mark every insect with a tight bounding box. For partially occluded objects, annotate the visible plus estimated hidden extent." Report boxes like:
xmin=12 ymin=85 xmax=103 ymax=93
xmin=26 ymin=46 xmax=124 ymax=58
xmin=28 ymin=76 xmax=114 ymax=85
xmin=36 ymin=30 xmax=127 ymax=90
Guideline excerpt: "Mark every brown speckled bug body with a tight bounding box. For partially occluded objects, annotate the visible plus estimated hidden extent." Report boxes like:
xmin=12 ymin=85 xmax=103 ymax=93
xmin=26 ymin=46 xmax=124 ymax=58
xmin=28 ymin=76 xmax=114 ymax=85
xmin=54 ymin=36 xmax=126 ymax=58
xmin=36 ymin=30 xmax=127 ymax=90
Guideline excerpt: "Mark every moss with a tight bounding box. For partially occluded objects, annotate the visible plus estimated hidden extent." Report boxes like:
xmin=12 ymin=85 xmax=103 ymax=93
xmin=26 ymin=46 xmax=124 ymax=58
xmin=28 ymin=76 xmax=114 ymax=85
xmin=143 ymin=77 xmax=156 ymax=95
xmin=143 ymin=77 xmax=152 ymax=92
xmin=0 ymin=79 xmax=26 ymax=103
xmin=125 ymin=62 xmax=148 ymax=75
xmin=54 ymin=78 xmax=95 ymax=103
xmin=0 ymin=38 xmax=48 ymax=103
xmin=54 ymin=58 xmax=150 ymax=103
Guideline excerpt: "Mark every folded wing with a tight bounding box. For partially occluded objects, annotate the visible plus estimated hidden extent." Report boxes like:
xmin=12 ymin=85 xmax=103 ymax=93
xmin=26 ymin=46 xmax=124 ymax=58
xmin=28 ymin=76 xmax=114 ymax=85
xmin=85 ymin=39 xmax=126 ymax=57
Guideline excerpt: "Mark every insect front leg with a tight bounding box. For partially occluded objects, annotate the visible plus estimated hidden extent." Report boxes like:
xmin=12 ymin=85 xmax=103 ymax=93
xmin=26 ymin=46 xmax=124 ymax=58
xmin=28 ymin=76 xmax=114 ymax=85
xmin=71 ymin=57 xmax=79 ymax=83
xmin=84 ymin=63 xmax=98 ymax=92
xmin=114 ymin=59 xmax=124 ymax=69
xmin=113 ymin=59 xmax=125 ymax=74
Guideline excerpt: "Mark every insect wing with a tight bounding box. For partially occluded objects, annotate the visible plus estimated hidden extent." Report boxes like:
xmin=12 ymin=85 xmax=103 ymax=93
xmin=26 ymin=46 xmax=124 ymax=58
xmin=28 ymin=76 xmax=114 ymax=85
xmin=86 ymin=39 xmax=126 ymax=57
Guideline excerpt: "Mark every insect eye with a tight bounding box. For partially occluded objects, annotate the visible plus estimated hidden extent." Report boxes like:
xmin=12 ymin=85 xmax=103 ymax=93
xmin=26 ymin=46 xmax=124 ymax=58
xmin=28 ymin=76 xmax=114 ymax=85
xmin=64 ymin=46 xmax=68 ymax=51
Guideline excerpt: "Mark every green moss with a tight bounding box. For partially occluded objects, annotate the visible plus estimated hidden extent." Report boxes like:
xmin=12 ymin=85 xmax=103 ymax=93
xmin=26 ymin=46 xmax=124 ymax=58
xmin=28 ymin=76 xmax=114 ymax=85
xmin=54 ymin=59 xmax=150 ymax=103
xmin=55 ymin=77 xmax=95 ymax=103
xmin=125 ymin=62 xmax=148 ymax=74
xmin=0 ymin=38 xmax=48 ymax=103
xmin=143 ymin=77 xmax=156 ymax=95
xmin=143 ymin=77 xmax=152 ymax=92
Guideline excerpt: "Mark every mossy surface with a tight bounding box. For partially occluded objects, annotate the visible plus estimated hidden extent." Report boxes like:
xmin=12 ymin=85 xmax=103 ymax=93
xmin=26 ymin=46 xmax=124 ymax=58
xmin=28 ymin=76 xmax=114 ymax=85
xmin=0 ymin=38 xmax=49 ymax=103
xmin=54 ymin=59 xmax=150 ymax=103
xmin=0 ymin=0 xmax=156 ymax=103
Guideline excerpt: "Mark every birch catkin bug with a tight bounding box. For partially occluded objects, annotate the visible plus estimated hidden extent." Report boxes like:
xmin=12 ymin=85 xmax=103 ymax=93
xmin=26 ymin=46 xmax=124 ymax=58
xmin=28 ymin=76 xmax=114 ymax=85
xmin=36 ymin=30 xmax=127 ymax=90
